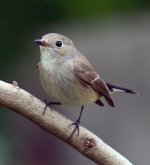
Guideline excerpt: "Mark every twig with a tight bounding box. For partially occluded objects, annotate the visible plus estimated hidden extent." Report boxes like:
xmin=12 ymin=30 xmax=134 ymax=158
xmin=0 ymin=80 xmax=133 ymax=165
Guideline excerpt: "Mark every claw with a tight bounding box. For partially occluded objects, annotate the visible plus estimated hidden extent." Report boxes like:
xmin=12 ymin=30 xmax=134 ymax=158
xmin=69 ymin=106 xmax=84 ymax=139
xmin=69 ymin=119 xmax=80 ymax=137
xmin=43 ymin=100 xmax=61 ymax=115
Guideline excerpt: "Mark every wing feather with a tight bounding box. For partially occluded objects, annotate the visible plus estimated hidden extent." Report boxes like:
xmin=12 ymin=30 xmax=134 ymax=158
xmin=72 ymin=59 xmax=114 ymax=107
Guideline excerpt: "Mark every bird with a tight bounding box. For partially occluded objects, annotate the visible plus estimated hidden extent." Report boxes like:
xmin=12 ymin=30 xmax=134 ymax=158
xmin=34 ymin=33 xmax=137 ymax=136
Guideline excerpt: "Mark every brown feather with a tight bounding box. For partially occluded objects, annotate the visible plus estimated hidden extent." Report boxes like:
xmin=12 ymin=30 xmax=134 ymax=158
xmin=72 ymin=58 xmax=115 ymax=107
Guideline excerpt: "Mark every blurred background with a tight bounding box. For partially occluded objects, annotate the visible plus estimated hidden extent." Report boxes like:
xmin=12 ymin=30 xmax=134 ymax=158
xmin=0 ymin=0 xmax=150 ymax=165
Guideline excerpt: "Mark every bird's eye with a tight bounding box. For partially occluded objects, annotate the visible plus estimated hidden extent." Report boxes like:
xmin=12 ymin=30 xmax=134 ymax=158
xmin=56 ymin=41 xmax=62 ymax=47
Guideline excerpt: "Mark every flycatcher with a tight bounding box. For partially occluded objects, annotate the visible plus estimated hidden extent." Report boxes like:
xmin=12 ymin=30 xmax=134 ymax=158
xmin=34 ymin=33 xmax=137 ymax=135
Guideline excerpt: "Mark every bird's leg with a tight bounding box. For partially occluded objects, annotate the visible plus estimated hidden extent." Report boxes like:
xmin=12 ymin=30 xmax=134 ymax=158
xmin=69 ymin=106 xmax=84 ymax=138
xmin=43 ymin=99 xmax=61 ymax=115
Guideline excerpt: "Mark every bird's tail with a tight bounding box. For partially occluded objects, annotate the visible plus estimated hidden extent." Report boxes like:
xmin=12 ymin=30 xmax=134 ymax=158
xmin=106 ymin=82 xmax=138 ymax=94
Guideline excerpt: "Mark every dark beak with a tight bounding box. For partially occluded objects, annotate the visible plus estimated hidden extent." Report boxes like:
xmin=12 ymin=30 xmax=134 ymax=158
xmin=34 ymin=39 xmax=49 ymax=47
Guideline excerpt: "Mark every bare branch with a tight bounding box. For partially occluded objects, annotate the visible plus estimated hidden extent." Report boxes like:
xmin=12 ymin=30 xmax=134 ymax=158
xmin=0 ymin=80 xmax=133 ymax=165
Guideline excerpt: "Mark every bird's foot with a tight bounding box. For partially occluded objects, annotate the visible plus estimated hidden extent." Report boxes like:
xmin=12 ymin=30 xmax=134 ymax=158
xmin=43 ymin=100 xmax=61 ymax=115
xmin=69 ymin=118 xmax=81 ymax=139
xmin=68 ymin=106 xmax=84 ymax=139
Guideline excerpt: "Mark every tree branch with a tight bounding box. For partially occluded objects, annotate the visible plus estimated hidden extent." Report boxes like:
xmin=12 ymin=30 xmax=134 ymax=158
xmin=0 ymin=80 xmax=133 ymax=165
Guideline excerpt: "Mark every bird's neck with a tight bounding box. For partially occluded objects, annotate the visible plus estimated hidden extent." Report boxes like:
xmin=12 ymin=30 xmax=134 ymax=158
xmin=40 ymin=52 xmax=58 ymax=73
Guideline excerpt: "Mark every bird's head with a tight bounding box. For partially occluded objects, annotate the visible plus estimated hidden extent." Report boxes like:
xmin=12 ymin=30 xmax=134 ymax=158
xmin=35 ymin=33 xmax=76 ymax=61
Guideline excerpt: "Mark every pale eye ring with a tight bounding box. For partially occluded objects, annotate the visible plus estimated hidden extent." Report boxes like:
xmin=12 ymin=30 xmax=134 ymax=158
xmin=56 ymin=40 xmax=62 ymax=47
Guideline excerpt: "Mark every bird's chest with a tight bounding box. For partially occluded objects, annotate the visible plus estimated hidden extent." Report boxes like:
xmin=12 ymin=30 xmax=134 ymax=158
xmin=38 ymin=61 xmax=75 ymax=97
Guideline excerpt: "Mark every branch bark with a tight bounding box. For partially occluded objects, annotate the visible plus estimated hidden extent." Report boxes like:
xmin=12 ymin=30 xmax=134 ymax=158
xmin=0 ymin=80 xmax=133 ymax=165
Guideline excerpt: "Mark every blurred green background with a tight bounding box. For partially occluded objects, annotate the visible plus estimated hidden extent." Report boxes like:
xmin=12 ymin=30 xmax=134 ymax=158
xmin=0 ymin=1 xmax=150 ymax=165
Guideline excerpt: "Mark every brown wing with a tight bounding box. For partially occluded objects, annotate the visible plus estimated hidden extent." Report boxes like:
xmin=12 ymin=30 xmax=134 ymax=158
xmin=72 ymin=59 xmax=114 ymax=107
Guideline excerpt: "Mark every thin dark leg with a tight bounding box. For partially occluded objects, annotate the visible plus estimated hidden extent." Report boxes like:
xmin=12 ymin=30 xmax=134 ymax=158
xmin=69 ymin=106 xmax=84 ymax=138
xmin=43 ymin=100 xmax=61 ymax=115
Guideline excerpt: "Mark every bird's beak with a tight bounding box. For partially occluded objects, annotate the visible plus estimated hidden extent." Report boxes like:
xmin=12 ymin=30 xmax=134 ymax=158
xmin=34 ymin=39 xmax=49 ymax=47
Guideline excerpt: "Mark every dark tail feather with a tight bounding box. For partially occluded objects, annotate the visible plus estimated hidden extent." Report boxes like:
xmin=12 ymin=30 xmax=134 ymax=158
xmin=106 ymin=82 xmax=137 ymax=94
xmin=95 ymin=100 xmax=104 ymax=106
xmin=95 ymin=97 xmax=115 ymax=108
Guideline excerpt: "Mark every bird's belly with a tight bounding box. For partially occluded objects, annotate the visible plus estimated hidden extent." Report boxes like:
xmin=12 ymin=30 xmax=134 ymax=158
xmin=54 ymin=82 xmax=99 ymax=107
xmin=39 ymin=67 xmax=98 ymax=107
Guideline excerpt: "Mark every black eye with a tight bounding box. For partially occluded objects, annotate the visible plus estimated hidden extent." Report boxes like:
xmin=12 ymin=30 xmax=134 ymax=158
xmin=56 ymin=41 xmax=62 ymax=47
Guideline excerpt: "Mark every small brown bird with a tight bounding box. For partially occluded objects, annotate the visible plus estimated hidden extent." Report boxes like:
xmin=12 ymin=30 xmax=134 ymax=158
xmin=35 ymin=33 xmax=137 ymax=136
